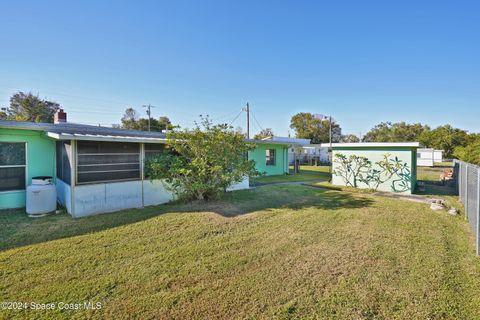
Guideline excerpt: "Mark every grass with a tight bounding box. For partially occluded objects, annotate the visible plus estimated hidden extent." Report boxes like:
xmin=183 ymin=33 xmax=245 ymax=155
xmin=1 ymin=184 xmax=480 ymax=319
xmin=251 ymin=165 xmax=331 ymax=184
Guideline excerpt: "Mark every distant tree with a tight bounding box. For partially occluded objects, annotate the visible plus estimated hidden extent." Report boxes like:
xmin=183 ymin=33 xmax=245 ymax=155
xmin=0 ymin=107 xmax=7 ymax=120
xmin=290 ymin=113 xmax=341 ymax=144
xmin=340 ymin=134 xmax=360 ymax=143
xmin=419 ymin=125 xmax=469 ymax=158
xmin=121 ymin=107 xmax=140 ymax=130
xmin=363 ymin=122 xmax=430 ymax=142
xmin=454 ymin=142 xmax=480 ymax=165
xmin=158 ymin=116 xmax=173 ymax=131
xmin=6 ymin=92 xmax=60 ymax=123
xmin=253 ymin=128 xmax=274 ymax=140
xmin=120 ymin=108 xmax=174 ymax=132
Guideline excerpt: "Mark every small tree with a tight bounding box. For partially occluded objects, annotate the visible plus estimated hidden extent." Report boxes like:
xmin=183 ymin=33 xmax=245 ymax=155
xmin=145 ymin=117 xmax=258 ymax=201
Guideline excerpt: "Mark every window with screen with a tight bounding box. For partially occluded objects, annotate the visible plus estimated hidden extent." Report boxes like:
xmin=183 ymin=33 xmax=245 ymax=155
xmin=56 ymin=141 xmax=72 ymax=185
xmin=76 ymin=141 xmax=140 ymax=184
xmin=266 ymin=149 xmax=276 ymax=166
xmin=144 ymin=143 xmax=166 ymax=160
xmin=0 ymin=142 xmax=26 ymax=192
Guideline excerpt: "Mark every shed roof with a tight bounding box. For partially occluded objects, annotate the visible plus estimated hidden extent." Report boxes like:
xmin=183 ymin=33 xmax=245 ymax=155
xmin=331 ymin=142 xmax=420 ymax=148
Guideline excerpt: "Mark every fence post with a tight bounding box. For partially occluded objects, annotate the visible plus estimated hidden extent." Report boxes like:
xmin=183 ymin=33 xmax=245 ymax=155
xmin=477 ymin=169 xmax=480 ymax=256
xmin=465 ymin=165 xmax=469 ymax=221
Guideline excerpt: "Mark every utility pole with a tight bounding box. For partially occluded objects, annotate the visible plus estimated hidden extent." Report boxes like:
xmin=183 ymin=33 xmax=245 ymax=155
xmin=246 ymin=102 xmax=250 ymax=139
xmin=143 ymin=104 xmax=155 ymax=131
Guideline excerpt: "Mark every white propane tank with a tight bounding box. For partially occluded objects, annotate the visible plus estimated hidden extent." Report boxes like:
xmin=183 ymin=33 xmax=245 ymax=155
xmin=26 ymin=176 xmax=57 ymax=217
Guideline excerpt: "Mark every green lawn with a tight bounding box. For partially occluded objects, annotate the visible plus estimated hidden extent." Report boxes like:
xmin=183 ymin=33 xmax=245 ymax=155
xmin=1 ymin=184 xmax=480 ymax=319
xmin=251 ymin=165 xmax=331 ymax=184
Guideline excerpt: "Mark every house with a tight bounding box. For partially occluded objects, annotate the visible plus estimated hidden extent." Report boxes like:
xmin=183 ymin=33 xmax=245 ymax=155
xmin=289 ymin=144 xmax=330 ymax=165
xmin=417 ymin=148 xmax=443 ymax=167
xmin=0 ymin=112 xmax=249 ymax=216
xmin=331 ymin=142 xmax=419 ymax=194
xmin=0 ymin=113 xmax=293 ymax=216
xmin=251 ymin=136 xmax=308 ymax=172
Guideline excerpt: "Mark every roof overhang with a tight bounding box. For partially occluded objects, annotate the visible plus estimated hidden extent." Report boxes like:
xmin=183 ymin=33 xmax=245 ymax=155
xmin=46 ymin=132 xmax=168 ymax=144
xmin=247 ymin=139 xmax=304 ymax=146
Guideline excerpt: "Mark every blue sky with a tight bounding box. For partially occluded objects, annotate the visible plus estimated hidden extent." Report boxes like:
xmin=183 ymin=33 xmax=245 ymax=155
xmin=0 ymin=0 xmax=478 ymax=137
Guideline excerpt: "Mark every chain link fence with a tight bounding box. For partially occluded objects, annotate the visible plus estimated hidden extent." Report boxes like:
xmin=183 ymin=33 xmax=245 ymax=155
xmin=454 ymin=159 xmax=480 ymax=255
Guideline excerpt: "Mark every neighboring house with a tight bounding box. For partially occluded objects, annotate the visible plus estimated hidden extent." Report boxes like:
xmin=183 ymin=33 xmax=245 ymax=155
xmin=417 ymin=148 xmax=443 ymax=167
xmin=290 ymin=144 xmax=330 ymax=165
xmin=331 ymin=142 xmax=419 ymax=194
xmin=0 ymin=114 xmax=294 ymax=216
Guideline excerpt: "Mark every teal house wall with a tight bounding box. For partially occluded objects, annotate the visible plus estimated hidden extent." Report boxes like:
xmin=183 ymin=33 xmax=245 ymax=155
xmin=249 ymin=143 xmax=289 ymax=176
xmin=331 ymin=145 xmax=418 ymax=194
xmin=0 ymin=128 xmax=56 ymax=209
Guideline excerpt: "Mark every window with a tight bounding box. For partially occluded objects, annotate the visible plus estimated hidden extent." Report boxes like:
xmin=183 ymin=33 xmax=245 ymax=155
xmin=266 ymin=149 xmax=276 ymax=166
xmin=56 ymin=141 xmax=72 ymax=185
xmin=0 ymin=142 xmax=26 ymax=192
xmin=76 ymin=141 xmax=140 ymax=184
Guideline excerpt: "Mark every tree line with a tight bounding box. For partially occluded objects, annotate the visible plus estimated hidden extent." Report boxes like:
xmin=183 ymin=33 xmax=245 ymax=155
xmin=2 ymin=93 xmax=479 ymax=165
xmin=288 ymin=112 xmax=480 ymax=164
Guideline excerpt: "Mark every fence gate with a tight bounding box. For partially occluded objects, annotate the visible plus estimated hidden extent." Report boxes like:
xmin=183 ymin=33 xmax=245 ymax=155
xmin=454 ymin=160 xmax=480 ymax=255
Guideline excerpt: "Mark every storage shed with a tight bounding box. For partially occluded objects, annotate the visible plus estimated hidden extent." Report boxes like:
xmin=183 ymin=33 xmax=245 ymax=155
xmin=331 ymin=142 xmax=419 ymax=194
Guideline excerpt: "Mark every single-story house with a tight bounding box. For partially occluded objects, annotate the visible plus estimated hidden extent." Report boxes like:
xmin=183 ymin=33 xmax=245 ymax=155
xmin=331 ymin=142 xmax=419 ymax=194
xmin=417 ymin=148 xmax=443 ymax=167
xmin=0 ymin=114 xmax=293 ymax=217
xmin=251 ymin=136 xmax=307 ymax=174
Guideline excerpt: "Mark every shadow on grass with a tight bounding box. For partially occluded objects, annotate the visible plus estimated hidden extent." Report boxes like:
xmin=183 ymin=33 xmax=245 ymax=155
xmin=0 ymin=184 xmax=373 ymax=251
xmin=416 ymin=180 xmax=458 ymax=197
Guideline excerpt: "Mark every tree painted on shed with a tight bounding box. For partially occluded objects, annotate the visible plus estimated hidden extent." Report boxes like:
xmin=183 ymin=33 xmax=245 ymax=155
xmin=333 ymin=153 xmax=411 ymax=192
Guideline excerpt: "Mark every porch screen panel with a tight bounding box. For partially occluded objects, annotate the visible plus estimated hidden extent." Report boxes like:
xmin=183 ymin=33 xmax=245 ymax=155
xmin=77 ymin=141 xmax=140 ymax=184
xmin=56 ymin=141 xmax=72 ymax=185
xmin=144 ymin=143 xmax=166 ymax=160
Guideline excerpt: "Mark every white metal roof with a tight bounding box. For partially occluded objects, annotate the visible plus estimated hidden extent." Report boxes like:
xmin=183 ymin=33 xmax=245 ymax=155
xmin=0 ymin=120 xmax=167 ymax=139
xmin=46 ymin=132 xmax=167 ymax=143
xmin=331 ymin=142 xmax=420 ymax=148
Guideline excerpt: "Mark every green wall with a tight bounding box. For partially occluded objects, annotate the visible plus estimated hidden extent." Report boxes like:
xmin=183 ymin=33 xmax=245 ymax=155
xmin=331 ymin=147 xmax=417 ymax=194
xmin=0 ymin=128 xmax=56 ymax=209
xmin=249 ymin=143 xmax=288 ymax=176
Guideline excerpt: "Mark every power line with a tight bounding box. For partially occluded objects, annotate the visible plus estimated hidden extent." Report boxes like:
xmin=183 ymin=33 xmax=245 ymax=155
xmin=250 ymin=110 xmax=265 ymax=132
xmin=229 ymin=110 xmax=244 ymax=126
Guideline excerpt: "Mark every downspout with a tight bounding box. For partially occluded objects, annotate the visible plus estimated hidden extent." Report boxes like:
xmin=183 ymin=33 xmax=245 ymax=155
xmin=70 ymin=140 xmax=76 ymax=217
xmin=141 ymin=143 xmax=145 ymax=207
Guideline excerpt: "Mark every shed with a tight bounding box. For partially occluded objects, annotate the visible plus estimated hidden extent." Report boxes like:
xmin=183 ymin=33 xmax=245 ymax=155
xmin=331 ymin=142 xmax=419 ymax=194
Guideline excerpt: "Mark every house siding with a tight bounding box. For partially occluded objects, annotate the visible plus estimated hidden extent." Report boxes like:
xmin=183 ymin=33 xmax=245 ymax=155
xmin=0 ymin=128 xmax=56 ymax=209
xmin=249 ymin=143 xmax=289 ymax=176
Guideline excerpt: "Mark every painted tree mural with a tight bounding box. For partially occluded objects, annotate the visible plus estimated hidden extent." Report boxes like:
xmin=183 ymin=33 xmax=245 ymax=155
xmin=333 ymin=153 xmax=411 ymax=192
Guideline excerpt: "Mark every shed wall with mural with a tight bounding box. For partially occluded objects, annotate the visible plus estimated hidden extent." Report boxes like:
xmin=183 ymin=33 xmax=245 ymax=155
xmin=331 ymin=144 xmax=418 ymax=194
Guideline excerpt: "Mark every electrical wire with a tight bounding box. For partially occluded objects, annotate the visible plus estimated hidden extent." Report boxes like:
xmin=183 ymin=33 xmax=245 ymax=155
xmin=250 ymin=110 xmax=265 ymax=132
xmin=229 ymin=110 xmax=244 ymax=125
